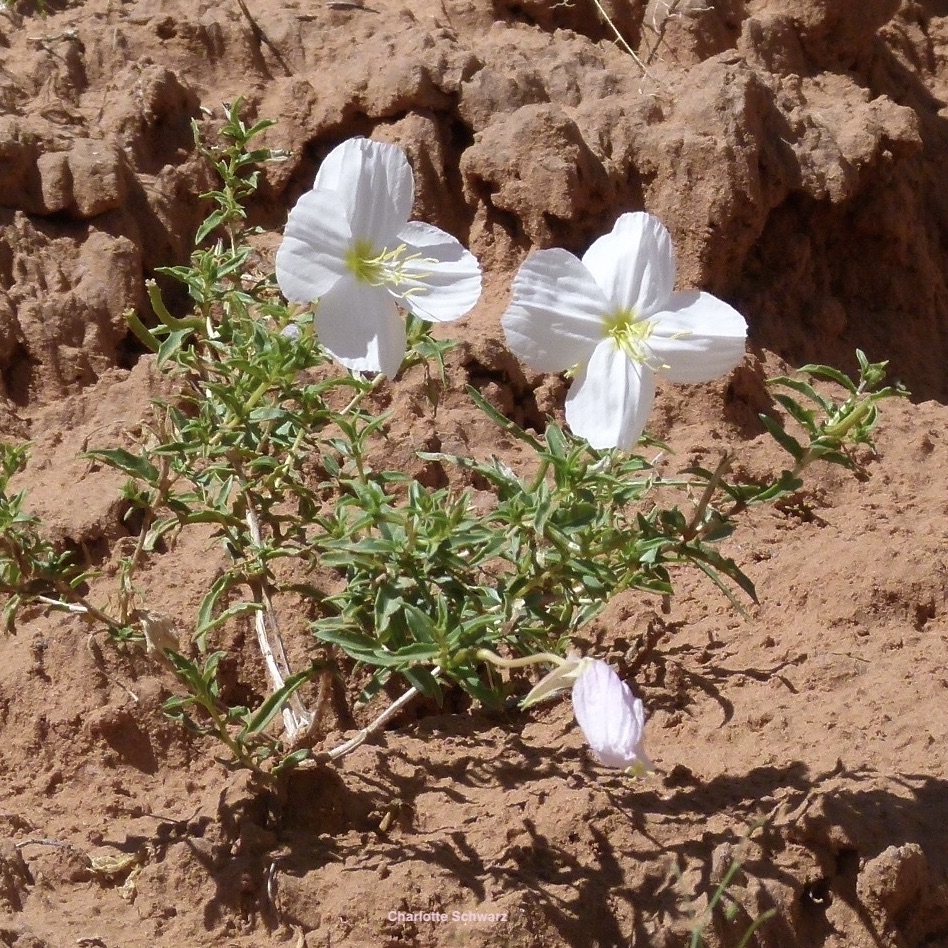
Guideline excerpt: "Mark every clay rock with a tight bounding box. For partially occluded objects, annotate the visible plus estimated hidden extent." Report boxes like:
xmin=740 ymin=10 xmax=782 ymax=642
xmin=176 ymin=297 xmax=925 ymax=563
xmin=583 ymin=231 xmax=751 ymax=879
xmin=0 ymin=118 xmax=128 ymax=218
xmin=0 ymin=839 xmax=30 ymax=913
xmin=457 ymin=51 xmax=549 ymax=132
xmin=99 ymin=65 xmax=199 ymax=174
xmin=62 ymin=140 xmax=128 ymax=218
xmin=373 ymin=112 xmax=468 ymax=237
xmin=781 ymin=79 xmax=921 ymax=203
xmin=0 ymin=120 xmax=39 ymax=213
xmin=1 ymin=219 xmax=143 ymax=400
xmin=361 ymin=28 xmax=474 ymax=118
xmin=35 ymin=139 xmax=127 ymax=220
xmin=643 ymin=0 xmax=744 ymax=66
xmin=739 ymin=12 xmax=811 ymax=74
xmin=641 ymin=61 xmax=777 ymax=287
xmin=461 ymin=103 xmax=610 ymax=248
xmin=750 ymin=0 xmax=901 ymax=65
xmin=0 ymin=293 xmax=19 ymax=373
xmin=856 ymin=843 xmax=930 ymax=936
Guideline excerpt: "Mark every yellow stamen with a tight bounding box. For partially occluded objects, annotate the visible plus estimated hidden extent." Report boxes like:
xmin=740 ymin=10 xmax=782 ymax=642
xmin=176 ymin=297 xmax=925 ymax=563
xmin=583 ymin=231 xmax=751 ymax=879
xmin=604 ymin=308 xmax=656 ymax=365
xmin=344 ymin=240 xmax=437 ymax=300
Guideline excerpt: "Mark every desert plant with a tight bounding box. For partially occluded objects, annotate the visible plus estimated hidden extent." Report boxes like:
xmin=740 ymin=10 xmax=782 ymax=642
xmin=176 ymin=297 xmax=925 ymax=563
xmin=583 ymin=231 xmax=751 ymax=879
xmin=0 ymin=102 xmax=906 ymax=780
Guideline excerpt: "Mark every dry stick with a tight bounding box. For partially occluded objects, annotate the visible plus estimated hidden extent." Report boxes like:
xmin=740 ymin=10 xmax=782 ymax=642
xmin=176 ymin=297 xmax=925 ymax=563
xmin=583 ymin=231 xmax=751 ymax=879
xmin=680 ymin=452 xmax=733 ymax=543
xmin=243 ymin=503 xmax=312 ymax=742
xmin=316 ymin=666 xmax=442 ymax=763
xmin=644 ymin=0 xmax=683 ymax=66
xmin=589 ymin=0 xmax=654 ymax=80
xmin=233 ymin=0 xmax=292 ymax=75
xmin=287 ymin=667 xmax=333 ymax=753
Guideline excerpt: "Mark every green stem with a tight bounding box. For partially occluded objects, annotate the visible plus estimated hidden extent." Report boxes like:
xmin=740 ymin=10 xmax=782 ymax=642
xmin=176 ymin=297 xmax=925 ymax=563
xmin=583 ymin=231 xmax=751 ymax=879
xmin=476 ymin=648 xmax=566 ymax=670
xmin=146 ymin=280 xmax=202 ymax=332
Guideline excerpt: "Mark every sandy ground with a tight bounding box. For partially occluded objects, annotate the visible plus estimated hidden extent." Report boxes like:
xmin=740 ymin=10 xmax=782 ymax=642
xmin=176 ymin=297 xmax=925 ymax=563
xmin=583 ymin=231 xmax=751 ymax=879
xmin=0 ymin=0 xmax=946 ymax=945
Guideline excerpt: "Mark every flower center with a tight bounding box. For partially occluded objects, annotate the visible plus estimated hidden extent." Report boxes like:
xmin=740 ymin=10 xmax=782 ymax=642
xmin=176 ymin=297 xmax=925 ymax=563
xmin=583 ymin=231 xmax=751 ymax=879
xmin=345 ymin=238 xmax=384 ymax=284
xmin=604 ymin=309 xmax=655 ymax=365
xmin=345 ymin=240 xmax=435 ymax=299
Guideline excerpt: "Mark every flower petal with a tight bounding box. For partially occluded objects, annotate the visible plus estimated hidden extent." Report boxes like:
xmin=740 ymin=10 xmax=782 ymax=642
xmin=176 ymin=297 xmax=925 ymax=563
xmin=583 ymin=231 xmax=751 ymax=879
xmin=648 ymin=290 xmax=748 ymax=383
xmin=313 ymin=276 xmax=406 ymax=378
xmin=582 ymin=212 xmax=675 ymax=317
xmin=276 ymin=188 xmax=352 ymax=303
xmin=572 ymin=659 xmax=648 ymax=770
xmin=565 ymin=339 xmax=656 ymax=450
xmin=314 ymin=138 xmax=413 ymax=246
xmin=397 ymin=220 xmax=482 ymax=323
xmin=501 ymin=248 xmax=608 ymax=372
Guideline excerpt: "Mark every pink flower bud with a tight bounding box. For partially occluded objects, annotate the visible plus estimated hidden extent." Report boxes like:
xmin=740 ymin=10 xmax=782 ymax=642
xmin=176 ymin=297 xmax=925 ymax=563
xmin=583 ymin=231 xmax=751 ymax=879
xmin=571 ymin=659 xmax=653 ymax=772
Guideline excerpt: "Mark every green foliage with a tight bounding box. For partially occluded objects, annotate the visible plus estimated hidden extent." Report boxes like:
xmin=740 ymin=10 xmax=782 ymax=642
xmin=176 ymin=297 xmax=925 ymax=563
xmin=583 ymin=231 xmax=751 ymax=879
xmin=762 ymin=349 xmax=905 ymax=474
xmin=0 ymin=0 xmax=49 ymax=17
xmin=0 ymin=443 xmax=94 ymax=632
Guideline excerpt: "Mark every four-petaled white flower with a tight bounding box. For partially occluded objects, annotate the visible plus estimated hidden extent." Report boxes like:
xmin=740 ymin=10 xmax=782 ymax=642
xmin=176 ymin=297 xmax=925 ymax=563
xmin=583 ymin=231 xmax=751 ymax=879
xmin=572 ymin=658 xmax=653 ymax=773
xmin=276 ymin=138 xmax=482 ymax=377
xmin=502 ymin=212 xmax=748 ymax=450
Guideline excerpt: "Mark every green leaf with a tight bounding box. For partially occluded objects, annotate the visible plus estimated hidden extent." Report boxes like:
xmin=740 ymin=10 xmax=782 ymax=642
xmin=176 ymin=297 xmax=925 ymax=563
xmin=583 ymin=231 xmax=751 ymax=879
xmin=768 ymin=375 xmax=834 ymax=412
xmin=402 ymin=665 xmax=443 ymax=703
xmin=544 ymin=424 xmax=568 ymax=459
xmin=84 ymin=449 xmax=160 ymax=484
xmin=771 ymin=393 xmax=817 ymax=432
xmin=751 ymin=470 xmax=804 ymax=502
xmin=196 ymin=575 xmax=259 ymax=650
xmin=313 ymin=624 xmax=379 ymax=654
xmin=157 ymin=327 xmax=194 ymax=367
xmin=796 ymin=362 xmax=858 ymax=393
xmin=195 ymin=208 xmax=229 ymax=245
xmin=272 ymin=748 xmax=312 ymax=775
xmin=758 ymin=413 xmax=805 ymax=462
xmin=2 ymin=594 xmax=22 ymax=634
xmin=374 ymin=582 xmax=403 ymax=635
xmin=240 ymin=669 xmax=311 ymax=738
xmin=248 ymin=405 xmax=287 ymax=423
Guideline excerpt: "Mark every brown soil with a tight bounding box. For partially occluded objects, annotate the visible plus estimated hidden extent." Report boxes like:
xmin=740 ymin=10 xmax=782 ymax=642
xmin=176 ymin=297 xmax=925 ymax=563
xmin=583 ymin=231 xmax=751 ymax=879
xmin=1 ymin=0 xmax=947 ymax=946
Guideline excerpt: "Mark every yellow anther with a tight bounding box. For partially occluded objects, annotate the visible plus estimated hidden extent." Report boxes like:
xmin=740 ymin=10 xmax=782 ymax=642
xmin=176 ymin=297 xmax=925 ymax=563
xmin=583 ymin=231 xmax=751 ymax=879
xmin=604 ymin=309 xmax=657 ymax=366
xmin=345 ymin=241 xmax=438 ymax=299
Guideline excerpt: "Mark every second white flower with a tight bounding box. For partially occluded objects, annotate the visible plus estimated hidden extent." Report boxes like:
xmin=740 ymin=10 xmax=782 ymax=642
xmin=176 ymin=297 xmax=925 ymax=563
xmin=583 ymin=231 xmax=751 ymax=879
xmin=501 ymin=212 xmax=748 ymax=450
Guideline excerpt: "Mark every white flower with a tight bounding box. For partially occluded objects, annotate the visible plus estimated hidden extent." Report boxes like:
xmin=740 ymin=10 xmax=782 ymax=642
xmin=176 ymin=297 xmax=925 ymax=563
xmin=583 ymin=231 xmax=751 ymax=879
xmin=501 ymin=212 xmax=747 ymax=450
xmin=571 ymin=658 xmax=653 ymax=772
xmin=276 ymin=138 xmax=482 ymax=377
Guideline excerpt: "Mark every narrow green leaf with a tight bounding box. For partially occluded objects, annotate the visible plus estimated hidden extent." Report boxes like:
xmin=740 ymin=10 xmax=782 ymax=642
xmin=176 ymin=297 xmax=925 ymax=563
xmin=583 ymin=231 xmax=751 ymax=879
xmin=2 ymin=594 xmax=22 ymax=634
xmin=195 ymin=575 xmax=259 ymax=649
xmin=758 ymin=414 xmax=805 ymax=461
xmin=84 ymin=449 xmax=160 ymax=484
xmin=157 ymin=327 xmax=193 ymax=367
xmin=313 ymin=625 xmax=379 ymax=653
xmin=402 ymin=665 xmax=442 ymax=703
xmin=195 ymin=209 xmax=228 ymax=245
xmin=241 ymin=669 xmax=311 ymax=738
xmin=544 ymin=424 xmax=568 ymax=459
xmin=796 ymin=363 xmax=858 ymax=393
xmin=768 ymin=376 xmax=834 ymax=412
xmin=771 ymin=393 xmax=817 ymax=433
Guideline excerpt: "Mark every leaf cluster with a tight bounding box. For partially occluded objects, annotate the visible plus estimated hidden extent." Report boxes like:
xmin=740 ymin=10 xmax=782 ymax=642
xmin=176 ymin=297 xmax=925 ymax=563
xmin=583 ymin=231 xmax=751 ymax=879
xmin=0 ymin=444 xmax=91 ymax=632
